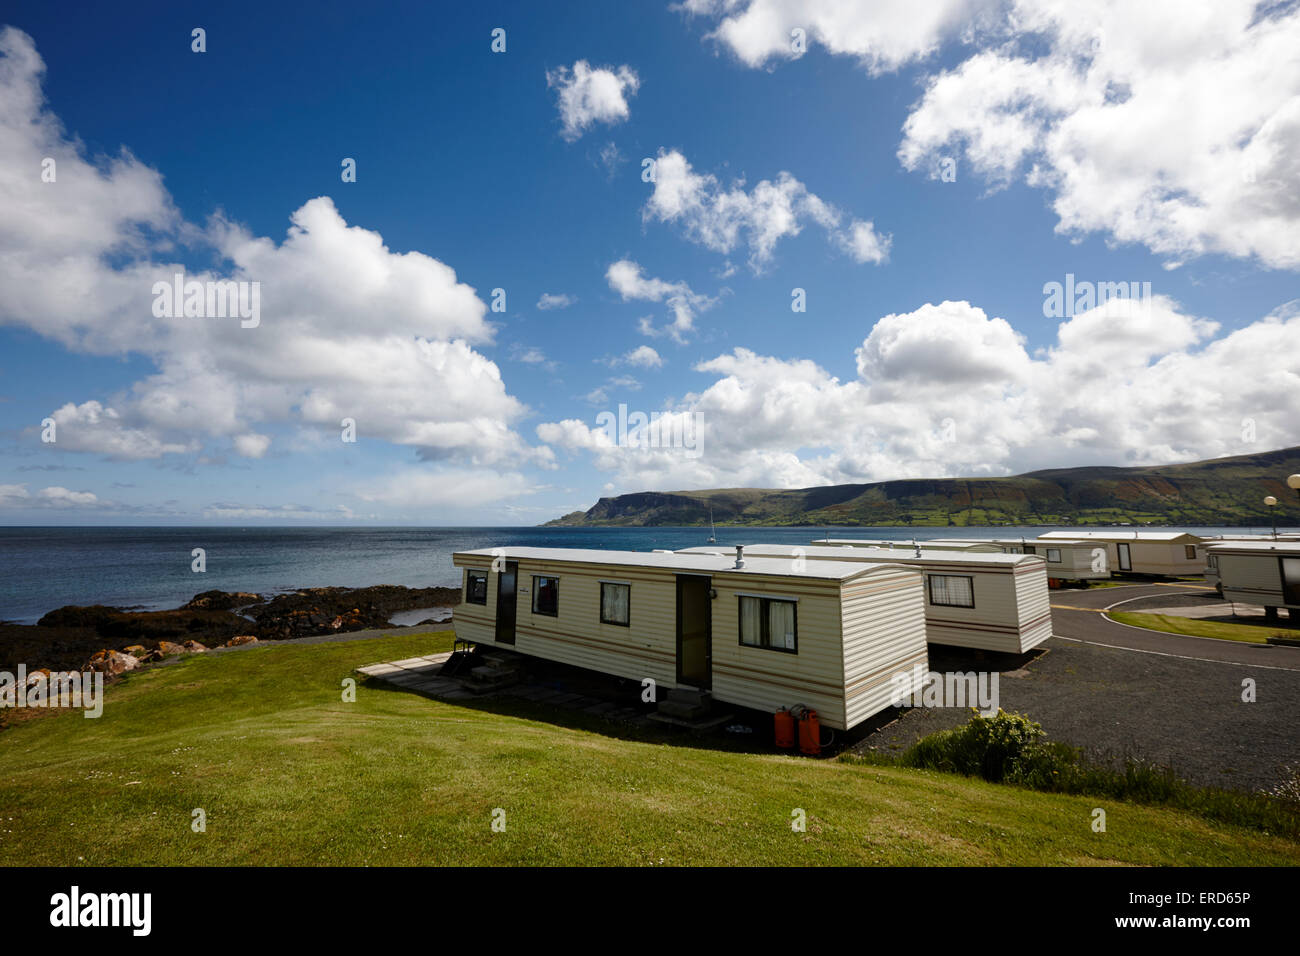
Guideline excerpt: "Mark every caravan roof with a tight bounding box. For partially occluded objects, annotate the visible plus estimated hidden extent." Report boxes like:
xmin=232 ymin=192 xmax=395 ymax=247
xmin=1038 ymin=530 xmax=1201 ymax=543
xmin=678 ymin=543 xmax=1041 ymax=568
xmin=452 ymin=546 xmax=905 ymax=581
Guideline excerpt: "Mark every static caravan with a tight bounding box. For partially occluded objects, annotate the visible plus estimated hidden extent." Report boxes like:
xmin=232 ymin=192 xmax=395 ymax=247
xmin=679 ymin=544 xmax=1052 ymax=655
xmin=927 ymin=538 xmax=1109 ymax=582
xmin=813 ymin=538 xmax=1004 ymax=553
xmin=1206 ymin=542 xmax=1300 ymax=613
xmin=1037 ymin=531 xmax=1206 ymax=577
xmin=451 ymin=547 xmax=930 ymax=731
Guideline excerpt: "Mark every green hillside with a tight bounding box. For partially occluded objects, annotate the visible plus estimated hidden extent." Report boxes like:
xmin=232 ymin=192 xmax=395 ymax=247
xmin=2 ymin=630 xmax=1295 ymax=865
xmin=544 ymin=446 xmax=1300 ymax=528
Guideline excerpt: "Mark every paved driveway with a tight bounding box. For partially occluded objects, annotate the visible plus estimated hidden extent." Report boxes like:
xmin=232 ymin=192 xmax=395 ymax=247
xmin=1050 ymin=582 xmax=1300 ymax=671
xmin=854 ymin=584 xmax=1300 ymax=793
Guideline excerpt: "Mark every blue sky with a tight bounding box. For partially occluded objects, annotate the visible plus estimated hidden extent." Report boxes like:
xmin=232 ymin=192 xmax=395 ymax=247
xmin=1 ymin=0 xmax=1298 ymax=524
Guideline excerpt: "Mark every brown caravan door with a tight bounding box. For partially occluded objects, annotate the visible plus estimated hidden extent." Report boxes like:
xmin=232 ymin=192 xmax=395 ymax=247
xmin=676 ymin=575 xmax=712 ymax=689
xmin=495 ymin=561 xmax=518 ymax=645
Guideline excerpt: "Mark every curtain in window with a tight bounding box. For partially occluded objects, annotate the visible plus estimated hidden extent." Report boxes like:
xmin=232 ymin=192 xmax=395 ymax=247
xmin=931 ymin=575 xmax=973 ymax=606
xmin=768 ymin=600 xmax=795 ymax=650
xmin=739 ymin=596 xmax=763 ymax=645
xmin=602 ymin=583 xmax=629 ymax=623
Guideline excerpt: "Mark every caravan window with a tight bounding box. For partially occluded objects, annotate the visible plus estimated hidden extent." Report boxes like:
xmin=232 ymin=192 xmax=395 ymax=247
xmin=465 ymin=569 xmax=488 ymax=605
xmin=1185 ymin=545 xmax=1198 ymax=559
xmin=600 ymin=582 xmax=630 ymax=626
xmin=532 ymin=576 xmax=558 ymax=616
xmin=1046 ymin=548 xmax=1062 ymax=563
xmin=738 ymin=596 xmax=798 ymax=653
xmin=928 ymin=574 xmax=975 ymax=608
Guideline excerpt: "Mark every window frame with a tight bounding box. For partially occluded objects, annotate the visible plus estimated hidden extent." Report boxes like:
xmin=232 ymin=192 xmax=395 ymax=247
xmin=531 ymin=575 xmax=559 ymax=617
xmin=464 ymin=568 xmax=488 ymax=606
xmin=1045 ymin=548 xmax=1062 ymax=563
xmin=599 ymin=581 xmax=631 ymax=627
xmin=927 ymin=573 xmax=976 ymax=609
xmin=737 ymin=595 xmax=799 ymax=654
xmin=1185 ymin=544 xmax=1198 ymax=560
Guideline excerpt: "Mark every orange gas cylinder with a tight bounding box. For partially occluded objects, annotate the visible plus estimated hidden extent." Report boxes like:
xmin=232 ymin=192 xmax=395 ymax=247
xmin=774 ymin=708 xmax=795 ymax=749
xmin=798 ymin=709 xmax=821 ymax=756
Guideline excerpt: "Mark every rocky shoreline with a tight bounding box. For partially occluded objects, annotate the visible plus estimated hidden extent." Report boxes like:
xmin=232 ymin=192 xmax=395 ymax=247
xmin=0 ymin=584 xmax=460 ymax=675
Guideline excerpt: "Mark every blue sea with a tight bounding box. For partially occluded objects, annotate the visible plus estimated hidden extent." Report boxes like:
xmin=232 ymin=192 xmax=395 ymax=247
xmin=0 ymin=524 xmax=1288 ymax=624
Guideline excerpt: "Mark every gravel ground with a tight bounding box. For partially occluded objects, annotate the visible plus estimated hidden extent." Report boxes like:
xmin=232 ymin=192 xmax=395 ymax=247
xmin=851 ymin=638 xmax=1300 ymax=795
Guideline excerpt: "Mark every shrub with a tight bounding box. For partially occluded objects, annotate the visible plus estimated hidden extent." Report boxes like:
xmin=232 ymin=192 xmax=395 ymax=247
xmin=900 ymin=709 xmax=1045 ymax=783
xmin=883 ymin=711 xmax=1300 ymax=840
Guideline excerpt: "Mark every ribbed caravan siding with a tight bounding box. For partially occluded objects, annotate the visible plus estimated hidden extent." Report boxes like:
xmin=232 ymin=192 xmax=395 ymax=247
xmin=921 ymin=568 xmax=1026 ymax=653
xmin=454 ymin=557 xmax=680 ymax=687
xmin=1012 ymin=565 xmax=1053 ymax=652
xmin=708 ymin=572 xmax=850 ymax=728
xmin=1219 ymin=553 xmax=1285 ymax=604
xmin=841 ymin=567 xmax=929 ymax=729
xmin=450 ymin=561 xmax=497 ymax=640
xmin=1049 ymin=546 xmax=1107 ymax=580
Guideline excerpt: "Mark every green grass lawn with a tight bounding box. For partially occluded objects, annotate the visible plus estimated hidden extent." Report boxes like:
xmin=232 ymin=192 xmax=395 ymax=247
xmin=1107 ymin=611 xmax=1293 ymax=644
xmin=1 ymin=630 xmax=1297 ymax=866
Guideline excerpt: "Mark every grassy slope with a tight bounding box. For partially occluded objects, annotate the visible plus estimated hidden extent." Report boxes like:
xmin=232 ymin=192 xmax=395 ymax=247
xmin=1107 ymin=611 xmax=1290 ymax=644
xmin=2 ymin=632 xmax=1297 ymax=866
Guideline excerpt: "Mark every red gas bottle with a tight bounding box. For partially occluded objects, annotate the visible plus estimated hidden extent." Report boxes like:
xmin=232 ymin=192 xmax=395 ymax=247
xmin=774 ymin=707 xmax=795 ymax=749
xmin=798 ymin=709 xmax=821 ymax=756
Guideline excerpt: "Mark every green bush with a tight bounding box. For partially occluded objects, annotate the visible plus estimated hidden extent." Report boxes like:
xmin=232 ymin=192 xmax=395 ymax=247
xmin=887 ymin=710 xmax=1300 ymax=840
xmin=900 ymin=709 xmax=1045 ymax=783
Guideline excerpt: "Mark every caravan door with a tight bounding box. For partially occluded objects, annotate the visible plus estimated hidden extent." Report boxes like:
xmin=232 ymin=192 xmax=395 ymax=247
xmin=1117 ymin=543 xmax=1132 ymax=572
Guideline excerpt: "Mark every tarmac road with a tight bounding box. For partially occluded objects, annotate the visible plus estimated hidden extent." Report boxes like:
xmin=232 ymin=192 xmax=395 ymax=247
xmin=1049 ymin=582 xmax=1300 ymax=672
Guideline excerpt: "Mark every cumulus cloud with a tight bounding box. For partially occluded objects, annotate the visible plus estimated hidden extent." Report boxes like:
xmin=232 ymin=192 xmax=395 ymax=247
xmin=682 ymin=2 xmax=1300 ymax=271
xmin=536 ymin=292 xmax=576 ymax=310
xmin=0 ymin=483 xmax=101 ymax=508
xmin=0 ymin=27 xmax=546 ymax=487
xmin=606 ymin=259 xmax=716 ymax=341
xmin=546 ymin=60 xmax=640 ymax=141
xmin=896 ymin=0 xmax=1300 ymax=269
xmin=677 ymin=0 xmax=991 ymax=73
xmin=607 ymin=345 xmax=665 ymax=369
xmin=643 ymin=149 xmax=890 ymax=270
xmin=538 ymin=297 xmax=1300 ymax=491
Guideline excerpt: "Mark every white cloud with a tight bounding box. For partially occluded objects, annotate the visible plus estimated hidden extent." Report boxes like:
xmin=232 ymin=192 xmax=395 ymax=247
xmin=546 ymin=60 xmax=640 ymax=141
xmin=610 ymin=345 xmax=665 ymax=369
xmin=897 ymin=0 xmax=1300 ymax=269
xmin=681 ymin=2 xmax=1300 ymax=271
xmin=606 ymin=259 xmax=715 ymax=341
xmin=643 ymin=149 xmax=890 ymax=271
xmin=201 ymin=503 xmax=363 ymax=521
xmin=536 ymin=292 xmax=576 ymax=310
xmin=508 ymin=344 xmax=555 ymax=370
xmin=0 ymin=483 xmax=101 ymax=508
xmin=539 ymin=297 xmax=1300 ymax=490
xmin=358 ymin=468 xmax=536 ymax=509
xmin=677 ymin=0 xmax=990 ymax=73
xmin=0 ymin=27 xmax=546 ymax=471
xmin=233 ymin=433 xmax=272 ymax=459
